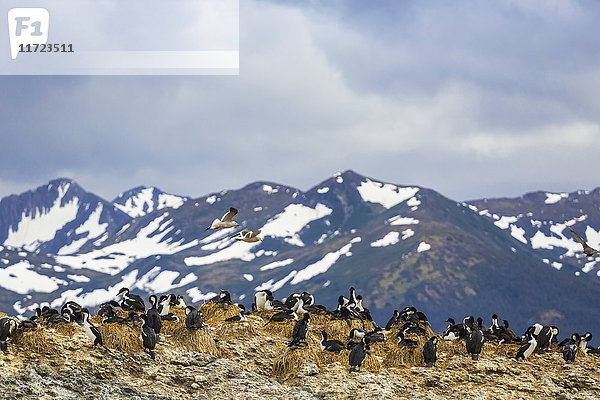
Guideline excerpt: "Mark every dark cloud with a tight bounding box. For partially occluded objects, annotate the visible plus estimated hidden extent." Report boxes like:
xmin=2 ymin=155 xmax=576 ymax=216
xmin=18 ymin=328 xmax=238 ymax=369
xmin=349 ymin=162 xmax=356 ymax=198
xmin=1 ymin=1 xmax=599 ymax=202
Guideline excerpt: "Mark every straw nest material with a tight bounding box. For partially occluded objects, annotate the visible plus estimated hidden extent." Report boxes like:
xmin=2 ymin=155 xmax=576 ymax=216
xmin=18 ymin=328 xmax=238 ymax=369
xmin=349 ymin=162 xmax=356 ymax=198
xmin=98 ymin=323 xmax=141 ymax=354
xmin=170 ymin=326 xmax=220 ymax=355
xmin=11 ymin=326 xmax=58 ymax=355
xmin=214 ymin=319 xmax=259 ymax=340
xmin=52 ymin=322 xmax=78 ymax=338
xmin=158 ymin=306 xmax=187 ymax=336
xmin=271 ymin=320 xmax=381 ymax=380
xmin=200 ymin=302 xmax=241 ymax=325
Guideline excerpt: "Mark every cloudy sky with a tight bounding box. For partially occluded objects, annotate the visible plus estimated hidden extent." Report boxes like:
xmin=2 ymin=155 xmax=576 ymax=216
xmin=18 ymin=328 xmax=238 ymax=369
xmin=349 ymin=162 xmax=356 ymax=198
xmin=2 ymin=0 xmax=600 ymax=202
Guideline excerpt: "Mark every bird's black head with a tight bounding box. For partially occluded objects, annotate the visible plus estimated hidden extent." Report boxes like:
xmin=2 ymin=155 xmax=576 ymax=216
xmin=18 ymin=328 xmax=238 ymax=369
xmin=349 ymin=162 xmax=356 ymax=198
xmin=185 ymin=305 xmax=196 ymax=315
xmin=118 ymin=287 xmax=129 ymax=295
xmin=492 ymin=314 xmax=498 ymax=320
xmin=303 ymin=313 xmax=310 ymax=320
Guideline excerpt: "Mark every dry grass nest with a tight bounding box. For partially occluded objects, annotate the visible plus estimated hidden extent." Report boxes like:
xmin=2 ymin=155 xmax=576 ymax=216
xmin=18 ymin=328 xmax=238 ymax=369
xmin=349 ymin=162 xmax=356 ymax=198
xmin=199 ymin=302 xmax=242 ymax=325
xmin=170 ymin=326 xmax=220 ymax=355
xmin=52 ymin=322 xmax=78 ymax=337
xmin=214 ymin=318 xmax=259 ymax=340
xmin=11 ymin=326 xmax=58 ymax=355
xmin=271 ymin=316 xmax=381 ymax=380
xmin=159 ymin=306 xmax=187 ymax=336
xmin=98 ymin=323 xmax=141 ymax=354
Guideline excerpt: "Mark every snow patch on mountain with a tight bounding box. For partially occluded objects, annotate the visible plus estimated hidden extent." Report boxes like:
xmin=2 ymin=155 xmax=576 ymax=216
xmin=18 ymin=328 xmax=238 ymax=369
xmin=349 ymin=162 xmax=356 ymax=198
xmin=0 ymin=261 xmax=64 ymax=294
xmin=184 ymin=241 xmax=261 ymax=266
xmin=186 ymin=288 xmax=218 ymax=303
xmin=255 ymin=270 xmax=298 ymax=293
xmin=417 ymin=242 xmax=431 ymax=252
xmin=134 ymin=266 xmax=197 ymax=293
xmin=4 ymin=184 xmax=79 ymax=251
xmin=545 ymin=192 xmax=569 ymax=204
xmin=494 ymin=216 xmax=519 ymax=230
xmin=370 ymin=232 xmax=400 ymax=247
xmin=317 ymin=187 xmax=329 ymax=194
xmin=114 ymin=187 xmax=186 ymax=218
xmin=357 ymin=179 xmax=419 ymax=209
xmin=388 ymin=216 xmax=419 ymax=225
xmin=58 ymin=204 xmax=109 ymax=255
xmin=259 ymin=203 xmax=333 ymax=246
xmin=57 ymin=214 xmax=198 ymax=275
xmin=260 ymin=258 xmax=294 ymax=271
xmin=290 ymin=237 xmax=361 ymax=285
xmin=401 ymin=229 xmax=414 ymax=240
xmin=262 ymin=185 xmax=279 ymax=194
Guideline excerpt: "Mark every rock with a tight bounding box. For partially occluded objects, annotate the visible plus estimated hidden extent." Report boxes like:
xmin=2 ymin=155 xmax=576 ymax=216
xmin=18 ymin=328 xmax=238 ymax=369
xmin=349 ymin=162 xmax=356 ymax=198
xmin=297 ymin=361 xmax=319 ymax=378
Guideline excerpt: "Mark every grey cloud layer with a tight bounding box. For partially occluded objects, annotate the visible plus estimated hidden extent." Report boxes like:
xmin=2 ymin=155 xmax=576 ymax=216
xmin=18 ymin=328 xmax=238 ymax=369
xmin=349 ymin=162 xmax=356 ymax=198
xmin=1 ymin=0 xmax=599 ymax=201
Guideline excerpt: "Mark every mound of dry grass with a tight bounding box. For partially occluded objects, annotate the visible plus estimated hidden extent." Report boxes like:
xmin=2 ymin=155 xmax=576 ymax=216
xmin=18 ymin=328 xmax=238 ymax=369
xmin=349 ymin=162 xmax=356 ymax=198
xmin=170 ymin=326 xmax=220 ymax=355
xmin=52 ymin=322 xmax=78 ymax=338
xmin=97 ymin=323 xmax=141 ymax=354
xmin=11 ymin=326 xmax=58 ymax=355
xmin=200 ymin=302 xmax=241 ymax=325
xmin=214 ymin=319 xmax=259 ymax=340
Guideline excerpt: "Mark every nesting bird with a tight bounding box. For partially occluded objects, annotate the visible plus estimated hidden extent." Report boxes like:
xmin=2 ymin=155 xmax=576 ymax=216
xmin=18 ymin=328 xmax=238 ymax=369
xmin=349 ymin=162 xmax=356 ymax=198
xmin=423 ymin=336 xmax=438 ymax=367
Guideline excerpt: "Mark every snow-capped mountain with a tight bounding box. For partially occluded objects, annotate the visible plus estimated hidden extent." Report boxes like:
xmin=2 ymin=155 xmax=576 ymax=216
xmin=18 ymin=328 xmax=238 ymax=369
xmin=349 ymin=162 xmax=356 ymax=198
xmin=0 ymin=178 xmax=131 ymax=255
xmin=468 ymin=189 xmax=600 ymax=277
xmin=1 ymin=171 xmax=600 ymax=337
xmin=113 ymin=186 xmax=188 ymax=218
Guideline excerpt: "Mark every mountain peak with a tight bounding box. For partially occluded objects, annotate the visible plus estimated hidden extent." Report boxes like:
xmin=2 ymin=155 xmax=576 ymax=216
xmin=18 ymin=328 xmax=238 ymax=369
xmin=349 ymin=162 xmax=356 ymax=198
xmin=113 ymin=186 xmax=187 ymax=218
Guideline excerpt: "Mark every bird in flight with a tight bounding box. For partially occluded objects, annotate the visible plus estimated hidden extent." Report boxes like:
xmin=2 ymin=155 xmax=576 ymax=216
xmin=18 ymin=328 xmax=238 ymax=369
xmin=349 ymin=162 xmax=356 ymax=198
xmin=206 ymin=207 xmax=240 ymax=230
xmin=567 ymin=226 xmax=599 ymax=257
xmin=230 ymin=230 xmax=262 ymax=243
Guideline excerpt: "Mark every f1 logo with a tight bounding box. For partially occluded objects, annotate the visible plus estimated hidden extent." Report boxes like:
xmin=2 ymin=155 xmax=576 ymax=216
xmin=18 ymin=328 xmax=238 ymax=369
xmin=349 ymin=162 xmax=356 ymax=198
xmin=7 ymin=8 xmax=49 ymax=60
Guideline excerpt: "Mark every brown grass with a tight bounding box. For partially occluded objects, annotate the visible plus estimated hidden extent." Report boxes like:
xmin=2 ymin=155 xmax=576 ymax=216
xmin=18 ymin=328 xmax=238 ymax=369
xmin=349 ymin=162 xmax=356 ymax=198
xmin=170 ymin=326 xmax=220 ymax=355
xmin=52 ymin=322 xmax=78 ymax=337
xmin=200 ymin=302 xmax=241 ymax=325
xmin=97 ymin=323 xmax=141 ymax=353
xmin=214 ymin=319 xmax=259 ymax=340
xmin=11 ymin=326 xmax=57 ymax=355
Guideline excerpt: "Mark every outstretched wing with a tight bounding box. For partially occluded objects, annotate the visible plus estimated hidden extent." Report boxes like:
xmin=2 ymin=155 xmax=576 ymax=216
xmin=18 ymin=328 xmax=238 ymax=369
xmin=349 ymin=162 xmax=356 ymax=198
xmin=230 ymin=230 xmax=249 ymax=239
xmin=221 ymin=207 xmax=238 ymax=222
xmin=568 ymin=226 xmax=588 ymax=247
xmin=250 ymin=230 xmax=262 ymax=238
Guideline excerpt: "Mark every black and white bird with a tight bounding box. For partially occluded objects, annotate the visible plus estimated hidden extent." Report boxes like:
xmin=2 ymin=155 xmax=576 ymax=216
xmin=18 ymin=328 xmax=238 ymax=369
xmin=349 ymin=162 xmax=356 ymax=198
xmin=206 ymin=207 xmax=240 ymax=230
xmin=385 ymin=310 xmax=400 ymax=331
xmin=320 ymin=331 xmax=344 ymax=352
xmin=442 ymin=318 xmax=465 ymax=340
xmin=289 ymin=313 xmax=310 ymax=348
xmin=158 ymin=294 xmax=179 ymax=321
xmin=465 ymin=317 xmax=484 ymax=361
xmin=397 ymin=331 xmax=418 ymax=348
xmin=254 ymin=290 xmax=273 ymax=311
xmin=225 ymin=305 xmax=248 ymax=322
xmin=348 ymin=328 xmax=366 ymax=341
xmin=0 ymin=317 xmax=18 ymax=353
xmin=140 ymin=314 xmax=158 ymax=360
xmin=146 ymin=295 xmax=162 ymax=336
xmin=118 ymin=288 xmax=145 ymax=312
xmin=579 ymin=332 xmax=593 ymax=353
xmin=263 ymin=310 xmax=297 ymax=326
xmin=175 ymin=295 xmax=186 ymax=307
xmin=349 ymin=338 xmax=370 ymax=373
xmin=516 ymin=328 xmax=537 ymax=364
xmin=567 ymin=226 xmax=600 ymax=257
xmin=562 ymin=333 xmax=580 ymax=364
xmin=184 ymin=306 xmax=204 ymax=329
xmin=81 ymin=308 xmax=104 ymax=349
xmin=61 ymin=301 xmax=83 ymax=323
xmin=423 ymin=336 xmax=438 ymax=367
xmin=529 ymin=323 xmax=554 ymax=353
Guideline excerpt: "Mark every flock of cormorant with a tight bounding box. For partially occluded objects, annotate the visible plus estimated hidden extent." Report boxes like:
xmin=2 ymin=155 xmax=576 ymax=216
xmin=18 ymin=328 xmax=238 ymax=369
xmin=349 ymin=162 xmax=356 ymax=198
xmin=0 ymin=208 xmax=598 ymax=374
xmin=0 ymin=283 xmax=598 ymax=373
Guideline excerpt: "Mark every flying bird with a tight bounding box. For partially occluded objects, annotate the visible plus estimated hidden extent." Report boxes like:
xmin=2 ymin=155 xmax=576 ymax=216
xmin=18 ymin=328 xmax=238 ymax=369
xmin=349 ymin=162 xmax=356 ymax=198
xmin=230 ymin=230 xmax=262 ymax=243
xmin=205 ymin=208 xmax=240 ymax=230
xmin=567 ymin=226 xmax=599 ymax=257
